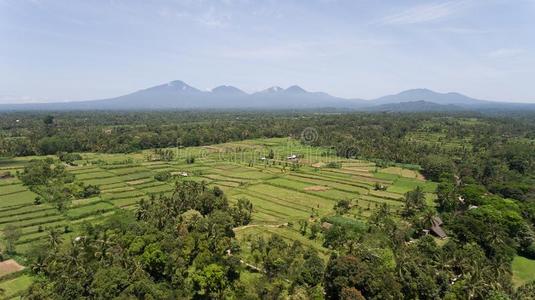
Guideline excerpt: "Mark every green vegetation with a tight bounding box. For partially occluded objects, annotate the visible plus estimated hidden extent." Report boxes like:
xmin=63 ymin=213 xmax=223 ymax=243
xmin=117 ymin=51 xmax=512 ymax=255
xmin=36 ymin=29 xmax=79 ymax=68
xmin=0 ymin=111 xmax=534 ymax=299
xmin=512 ymin=256 xmax=535 ymax=287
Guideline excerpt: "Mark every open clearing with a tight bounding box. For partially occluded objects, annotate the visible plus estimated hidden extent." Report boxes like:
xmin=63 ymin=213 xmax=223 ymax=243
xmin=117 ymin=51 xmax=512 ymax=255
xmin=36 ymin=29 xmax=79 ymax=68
xmin=0 ymin=259 xmax=24 ymax=277
xmin=304 ymin=185 xmax=330 ymax=191
xmin=512 ymin=256 xmax=535 ymax=287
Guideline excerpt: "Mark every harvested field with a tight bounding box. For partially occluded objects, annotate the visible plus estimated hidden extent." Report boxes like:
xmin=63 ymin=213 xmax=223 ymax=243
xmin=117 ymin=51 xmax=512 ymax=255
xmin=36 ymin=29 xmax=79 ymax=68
xmin=126 ymin=179 xmax=148 ymax=185
xmin=0 ymin=259 xmax=25 ymax=277
xmin=304 ymin=185 xmax=330 ymax=191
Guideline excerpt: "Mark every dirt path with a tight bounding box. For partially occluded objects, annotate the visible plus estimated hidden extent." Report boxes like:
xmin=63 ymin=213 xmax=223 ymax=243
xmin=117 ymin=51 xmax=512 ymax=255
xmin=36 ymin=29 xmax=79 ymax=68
xmin=233 ymin=223 xmax=288 ymax=232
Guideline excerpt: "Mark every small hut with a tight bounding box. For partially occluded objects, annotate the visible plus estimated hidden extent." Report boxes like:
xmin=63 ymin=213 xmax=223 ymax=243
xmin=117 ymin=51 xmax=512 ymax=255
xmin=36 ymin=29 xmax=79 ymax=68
xmin=321 ymin=222 xmax=333 ymax=231
xmin=430 ymin=216 xmax=447 ymax=239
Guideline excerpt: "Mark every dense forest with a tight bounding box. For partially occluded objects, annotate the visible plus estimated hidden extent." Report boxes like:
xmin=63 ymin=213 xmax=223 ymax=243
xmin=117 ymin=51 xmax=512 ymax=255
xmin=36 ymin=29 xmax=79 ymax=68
xmin=1 ymin=111 xmax=535 ymax=299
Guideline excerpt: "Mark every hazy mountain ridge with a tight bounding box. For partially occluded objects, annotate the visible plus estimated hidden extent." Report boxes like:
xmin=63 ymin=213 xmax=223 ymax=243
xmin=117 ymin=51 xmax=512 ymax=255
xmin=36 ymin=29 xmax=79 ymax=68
xmin=364 ymin=100 xmax=466 ymax=112
xmin=1 ymin=81 xmax=534 ymax=111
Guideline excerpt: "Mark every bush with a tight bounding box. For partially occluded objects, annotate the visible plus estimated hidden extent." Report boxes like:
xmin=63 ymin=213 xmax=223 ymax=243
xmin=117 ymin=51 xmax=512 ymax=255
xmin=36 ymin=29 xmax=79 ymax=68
xmin=0 ymin=171 xmax=12 ymax=179
xmin=155 ymin=171 xmax=171 ymax=181
xmin=522 ymin=243 xmax=535 ymax=259
xmin=325 ymin=161 xmax=342 ymax=168
xmin=80 ymin=184 xmax=100 ymax=198
xmin=58 ymin=152 xmax=83 ymax=165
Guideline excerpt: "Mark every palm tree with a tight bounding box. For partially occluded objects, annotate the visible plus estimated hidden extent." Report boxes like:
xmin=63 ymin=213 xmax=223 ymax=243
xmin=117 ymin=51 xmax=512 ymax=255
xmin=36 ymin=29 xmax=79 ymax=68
xmin=47 ymin=228 xmax=63 ymax=251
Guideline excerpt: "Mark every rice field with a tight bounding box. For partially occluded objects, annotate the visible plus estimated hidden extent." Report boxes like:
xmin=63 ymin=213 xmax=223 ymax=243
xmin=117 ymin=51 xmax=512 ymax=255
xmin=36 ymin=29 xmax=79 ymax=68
xmin=0 ymin=137 xmax=438 ymax=294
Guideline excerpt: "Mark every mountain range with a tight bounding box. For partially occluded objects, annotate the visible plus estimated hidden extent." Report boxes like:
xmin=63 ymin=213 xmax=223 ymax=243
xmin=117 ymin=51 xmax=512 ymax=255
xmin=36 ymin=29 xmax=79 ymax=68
xmin=1 ymin=80 xmax=534 ymax=112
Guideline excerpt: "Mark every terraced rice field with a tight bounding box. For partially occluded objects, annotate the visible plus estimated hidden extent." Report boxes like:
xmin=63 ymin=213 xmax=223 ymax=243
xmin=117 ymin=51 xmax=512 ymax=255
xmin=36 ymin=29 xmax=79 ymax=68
xmin=0 ymin=137 xmax=437 ymax=295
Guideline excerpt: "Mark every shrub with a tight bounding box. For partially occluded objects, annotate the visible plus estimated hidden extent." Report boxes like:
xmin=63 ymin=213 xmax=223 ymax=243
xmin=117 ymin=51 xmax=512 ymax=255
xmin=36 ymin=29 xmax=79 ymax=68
xmin=325 ymin=161 xmax=342 ymax=168
xmin=522 ymin=243 xmax=535 ymax=259
xmin=155 ymin=171 xmax=171 ymax=181
xmin=58 ymin=152 xmax=83 ymax=165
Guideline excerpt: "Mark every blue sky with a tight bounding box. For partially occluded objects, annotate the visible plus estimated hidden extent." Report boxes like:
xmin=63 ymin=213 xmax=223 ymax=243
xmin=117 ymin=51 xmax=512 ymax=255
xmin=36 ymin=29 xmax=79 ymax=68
xmin=1 ymin=0 xmax=535 ymax=103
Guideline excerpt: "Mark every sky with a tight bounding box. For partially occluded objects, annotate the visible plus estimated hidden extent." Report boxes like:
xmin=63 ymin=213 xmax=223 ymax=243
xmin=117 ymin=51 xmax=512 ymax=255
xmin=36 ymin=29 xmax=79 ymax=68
xmin=1 ymin=0 xmax=535 ymax=103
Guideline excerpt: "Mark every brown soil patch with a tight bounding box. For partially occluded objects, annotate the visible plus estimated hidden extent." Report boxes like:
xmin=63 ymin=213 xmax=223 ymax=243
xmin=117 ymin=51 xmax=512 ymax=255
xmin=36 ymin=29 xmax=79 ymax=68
xmin=304 ymin=185 xmax=330 ymax=192
xmin=126 ymin=179 xmax=146 ymax=185
xmin=311 ymin=162 xmax=325 ymax=168
xmin=0 ymin=259 xmax=25 ymax=277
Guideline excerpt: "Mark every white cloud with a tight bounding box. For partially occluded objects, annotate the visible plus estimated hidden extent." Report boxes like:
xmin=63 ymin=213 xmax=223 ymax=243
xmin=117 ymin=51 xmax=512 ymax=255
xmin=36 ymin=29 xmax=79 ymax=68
xmin=487 ymin=48 xmax=526 ymax=58
xmin=377 ymin=1 xmax=470 ymax=25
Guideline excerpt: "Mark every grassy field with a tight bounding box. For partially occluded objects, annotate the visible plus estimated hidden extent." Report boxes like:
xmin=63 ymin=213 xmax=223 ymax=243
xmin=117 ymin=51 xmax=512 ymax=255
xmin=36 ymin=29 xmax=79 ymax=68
xmin=512 ymin=256 xmax=535 ymax=287
xmin=0 ymin=137 xmax=440 ymax=295
xmin=0 ymin=274 xmax=33 ymax=299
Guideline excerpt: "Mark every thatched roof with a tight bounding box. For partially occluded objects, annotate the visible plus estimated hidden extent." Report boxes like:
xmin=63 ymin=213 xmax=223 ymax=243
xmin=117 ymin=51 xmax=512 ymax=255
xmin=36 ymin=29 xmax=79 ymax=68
xmin=321 ymin=222 xmax=333 ymax=230
xmin=430 ymin=216 xmax=446 ymax=238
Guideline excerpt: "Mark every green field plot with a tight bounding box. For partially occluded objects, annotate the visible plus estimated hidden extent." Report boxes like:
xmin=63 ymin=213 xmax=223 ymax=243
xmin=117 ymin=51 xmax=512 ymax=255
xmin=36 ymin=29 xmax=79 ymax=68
xmin=0 ymin=274 xmax=33 ymax=298
xmin=372 ymin=171 xmax=400 ymax=181
xmin=387 ymin=177 xmax=438 ymax=194
xmin=236 ymin=226 xmax=329 ymax=259
xmin=0 ymin=184 xmax=27 ymax=196
xmin=75 ymin=171 xmax=115 ymax=180
xmin=66 ymin=201 xmax=115 ymax=219
xmin=202 ymin=173 xmax=251 ymax=184
xmin=68 ymin=166 xmax=102 ymax=174
xmin=286 ymin=174 xmax=369 ymax=194
xmin=108 ymin=166 xmax=151 ymax=175
xmin=0 ymin=191 xmax=37 ymax=208
xmin=225 ymin=170 xmax=277 ymax=180
xmin=102 ymin=190 xmax=144 ymax=200
xmin=246 ymin=184 xmax=333 ymax=214
xmin=342 ymin=161 xmax=375 ymax=167
xmin=322 ymin=167 xmax=376 ymax=178
xmin=230 ymin=193 xmax=302 ymax=222
xmin=19 ymin=229 xmax=57 ymax=243
xmin=0 ymin=177 xmax=21 ymax=186
xmin=2 ymin=215 xmax=66 ymax=230
xmin=323 ymin=215 xmax=367 ymax=230
xmin=512 ymin=256 xmax=535 ymax=287
xmin=0 ymin=209 xmax=60 ymax=226
xmin=130 ymin=180 xmax=166 ymax=189
xmin=266 ymin=178 xmax=358 ymax=201
xmin=379 ymin=167 xmax=424 ymax=180
xmin=369 ymin=190 xmax=404 ymax=200
xmin=83 ymin=176 xmax=126 ymax=186
xmin=176 ymin=176 xmax=212 ymax=184
xmin=138 ymin=184 xmax=174 ymax=194
xmin=0 ymin=204 xmax=54 ymax=217
xmin=359 ymin=195 xmax=404 ymax=208
xmin=115 ymin=171 xmax=155 ymax=182
xmin=19 ymin=219 xmax=67 ymax=235
xmin=321 ymin=170 xmax=386 ymax=185
xmin=99 ymin=182 xmax=129 ymax=189
xmin=110 ymin=197 xmax=141 ymax=208
xmin=100 ymin=186 xmax=136 ymax=193
xmin=0 ymin=156 xmax=37 ymax=169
